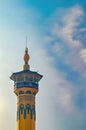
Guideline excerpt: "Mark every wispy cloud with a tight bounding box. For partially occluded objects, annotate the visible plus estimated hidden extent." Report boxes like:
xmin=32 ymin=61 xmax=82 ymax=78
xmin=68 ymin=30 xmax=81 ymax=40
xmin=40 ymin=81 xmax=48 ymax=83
xmin=44 ymin=5 xmax=86 ymax=129
xmin=54 ymin=75 xmax=75 ymax=115
xmin=45 ymin=5 xmax=86 ymax=80
xmin=52 ymin=6 xmax=83 ymax=47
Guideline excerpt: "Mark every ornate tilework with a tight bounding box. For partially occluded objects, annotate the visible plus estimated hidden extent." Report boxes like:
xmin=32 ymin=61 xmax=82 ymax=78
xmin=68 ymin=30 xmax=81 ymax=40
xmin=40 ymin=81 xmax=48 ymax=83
xmin=17 ymin=104 xmax=36 ymax=120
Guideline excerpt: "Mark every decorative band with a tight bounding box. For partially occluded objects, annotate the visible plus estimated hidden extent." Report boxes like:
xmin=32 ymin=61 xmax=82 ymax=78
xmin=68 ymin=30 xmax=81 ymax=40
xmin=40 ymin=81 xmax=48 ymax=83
xmin=17 ymin=104 xmax=36 ymax=120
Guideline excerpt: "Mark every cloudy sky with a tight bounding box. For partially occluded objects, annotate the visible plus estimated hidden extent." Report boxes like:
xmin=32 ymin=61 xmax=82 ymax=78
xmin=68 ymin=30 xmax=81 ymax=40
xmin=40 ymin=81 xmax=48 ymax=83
xmin=0 ymin=0 xmax=86 ymax=130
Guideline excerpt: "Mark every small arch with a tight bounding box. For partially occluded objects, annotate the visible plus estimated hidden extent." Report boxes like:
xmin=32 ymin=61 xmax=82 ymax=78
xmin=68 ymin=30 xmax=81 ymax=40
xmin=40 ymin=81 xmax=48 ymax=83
xmin=26 ymin=104 xmax=31 ymax=114
xmin=20 ymin=104 xmax=24 ymax=114
xmin=26 ymin=90 xmax=31 ymax=94
xmin=19 ymin=91 xmax=24 ymax=95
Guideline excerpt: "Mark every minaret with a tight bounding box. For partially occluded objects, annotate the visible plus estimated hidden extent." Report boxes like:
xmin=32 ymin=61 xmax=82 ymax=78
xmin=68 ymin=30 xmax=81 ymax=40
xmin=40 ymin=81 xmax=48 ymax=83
xmin=10 ymin=47 xmax=43 ymax=130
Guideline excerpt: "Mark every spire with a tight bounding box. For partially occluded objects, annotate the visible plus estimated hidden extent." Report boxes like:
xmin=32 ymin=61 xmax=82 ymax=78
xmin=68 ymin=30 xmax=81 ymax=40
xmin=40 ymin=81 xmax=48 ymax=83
xmin=23 ymin=47 xmax=30 ymax=70
xmin=26 ymin=35 xmax=27 ymax=48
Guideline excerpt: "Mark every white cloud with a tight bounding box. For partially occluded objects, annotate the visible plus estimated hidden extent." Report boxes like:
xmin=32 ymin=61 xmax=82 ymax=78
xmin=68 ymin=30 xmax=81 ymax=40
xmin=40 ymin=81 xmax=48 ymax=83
xmin=54 ymin=77 xmax=74 ymax=115
xmin=44 ymin=6 xmax=86 ymax=127
xmin=45 ymin=5 xmax=86 ymax=80
xmin=48 ymin=5 xmax=84 ymax=48
xmin=43 ymin=4 xmax=86 ymax=130
xmin=31 ymin=47 xmax=78 ymax=117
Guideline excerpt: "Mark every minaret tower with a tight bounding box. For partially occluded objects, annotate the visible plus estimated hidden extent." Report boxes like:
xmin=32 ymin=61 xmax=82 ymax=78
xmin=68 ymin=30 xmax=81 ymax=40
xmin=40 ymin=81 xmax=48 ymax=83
xmin=10 ymin=47 xmax=43 ymax=130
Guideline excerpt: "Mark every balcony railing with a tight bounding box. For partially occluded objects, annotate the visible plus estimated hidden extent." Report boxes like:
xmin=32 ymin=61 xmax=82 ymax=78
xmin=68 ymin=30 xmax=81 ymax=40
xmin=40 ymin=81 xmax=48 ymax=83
xmin=14 ymin=81 xmax=38 ymax=89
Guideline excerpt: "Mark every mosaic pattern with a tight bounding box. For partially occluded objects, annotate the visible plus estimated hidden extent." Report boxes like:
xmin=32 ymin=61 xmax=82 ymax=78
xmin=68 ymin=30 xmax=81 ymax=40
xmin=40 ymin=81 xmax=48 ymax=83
xmin=17 ymin=104 xmax=36 ymax=120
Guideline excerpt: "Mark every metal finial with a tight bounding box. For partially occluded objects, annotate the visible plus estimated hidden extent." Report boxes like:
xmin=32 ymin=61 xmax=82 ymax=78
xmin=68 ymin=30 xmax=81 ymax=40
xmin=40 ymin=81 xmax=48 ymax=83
xmin=26 ymin=35 xmax=27 ymax=48
xmin=23 ymin=36 xmax=30 ymax=70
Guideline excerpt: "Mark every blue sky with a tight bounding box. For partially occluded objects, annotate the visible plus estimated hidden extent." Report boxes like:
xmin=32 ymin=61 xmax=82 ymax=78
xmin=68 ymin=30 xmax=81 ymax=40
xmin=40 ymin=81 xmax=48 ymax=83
xmin=0 ymin=0 xmax=86 ymax=130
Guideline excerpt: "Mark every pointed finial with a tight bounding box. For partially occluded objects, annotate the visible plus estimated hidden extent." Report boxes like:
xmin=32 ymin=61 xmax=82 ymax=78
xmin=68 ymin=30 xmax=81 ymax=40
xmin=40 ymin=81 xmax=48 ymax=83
xmin=23 ymin=37 xmax=30 ymax=70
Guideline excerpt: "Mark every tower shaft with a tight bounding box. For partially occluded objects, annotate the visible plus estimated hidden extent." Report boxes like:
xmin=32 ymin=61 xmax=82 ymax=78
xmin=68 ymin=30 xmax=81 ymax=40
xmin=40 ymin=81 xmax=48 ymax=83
xmin=10 ymin=47 xmax=43 ymax=130
xmin=17 ymin=93 xmax=35 ymax=130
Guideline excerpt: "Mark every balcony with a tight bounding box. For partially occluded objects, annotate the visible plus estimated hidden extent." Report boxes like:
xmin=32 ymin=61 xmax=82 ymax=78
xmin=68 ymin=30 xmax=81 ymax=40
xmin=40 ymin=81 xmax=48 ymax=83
xmin=14 ymin=81 xmax=38 ymax=89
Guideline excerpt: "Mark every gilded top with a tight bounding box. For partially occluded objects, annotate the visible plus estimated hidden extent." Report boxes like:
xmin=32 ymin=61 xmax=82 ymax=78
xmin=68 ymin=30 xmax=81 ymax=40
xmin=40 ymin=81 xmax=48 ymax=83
xmin=23 ymin=47 xmax=30 ymax=70
xmin=24 ymin=48 xmax=30 ymax=62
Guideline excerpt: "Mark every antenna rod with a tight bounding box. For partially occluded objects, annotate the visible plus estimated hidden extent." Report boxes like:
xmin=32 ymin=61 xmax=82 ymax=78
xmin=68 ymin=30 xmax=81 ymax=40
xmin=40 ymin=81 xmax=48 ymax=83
xmin=26 ymin=35 xmax=27 ymax=48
